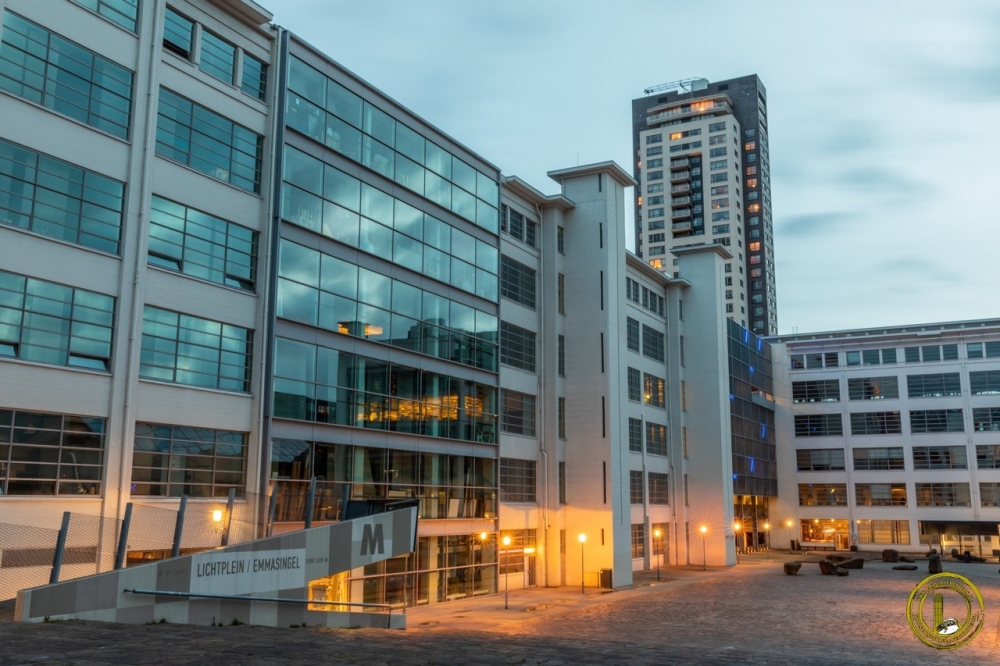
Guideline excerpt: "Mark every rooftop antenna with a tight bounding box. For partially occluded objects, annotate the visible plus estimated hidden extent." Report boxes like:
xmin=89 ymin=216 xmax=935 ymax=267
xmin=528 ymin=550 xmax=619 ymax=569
xmin=643 ymin=77 xmax=709 ymax=96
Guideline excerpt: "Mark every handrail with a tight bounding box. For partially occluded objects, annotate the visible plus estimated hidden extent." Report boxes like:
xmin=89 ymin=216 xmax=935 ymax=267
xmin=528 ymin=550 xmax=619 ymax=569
xmin=123 ymin=589 xmax=396 ymax=628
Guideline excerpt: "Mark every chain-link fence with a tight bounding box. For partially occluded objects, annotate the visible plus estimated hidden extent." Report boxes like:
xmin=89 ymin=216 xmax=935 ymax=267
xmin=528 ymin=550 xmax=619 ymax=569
xmin=0 ymin=522 xmax=60 ymax=602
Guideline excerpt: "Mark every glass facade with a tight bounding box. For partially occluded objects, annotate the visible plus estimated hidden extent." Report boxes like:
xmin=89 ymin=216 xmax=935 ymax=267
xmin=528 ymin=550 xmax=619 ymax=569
xmin=277 ymin=239 xmax=497 ymax=371
xmin=0 ymin=407 xmax=105 ymax=495
xmin=273 ymin=338 xmax=497 ymax=443
xmin=727 ymin=319 xmax=776 ymax=497
xmin=281 ymin=146 xmax=499 ymax=302
xmin=0 ymin=269 xmax=114 ymax=370
xmin=0 ymin=12 xmax=133 ymax=139
xmin=286 ymin=56 xmax=499 ymax=233
xmin=149 ymin=196 xmax=257 ymax=291
xmin=156 ymin=88 xmax=263 ymax=193
xmin=70 ymin=0 xmax=138 ymax=32
xmin=0 ymin=137 xmax=125 ymax=253
xmin=131 ymin=423 xmax=247 ymax=498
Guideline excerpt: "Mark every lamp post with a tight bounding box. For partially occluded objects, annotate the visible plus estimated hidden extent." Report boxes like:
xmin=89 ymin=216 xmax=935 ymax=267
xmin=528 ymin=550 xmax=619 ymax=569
xmin=501 ymin=535 xmax=511 ymax=609
xmin=578 ymin=533 xmax=587 ymax=594
xmin=653 ymin=528 xmax=662 ymax=581
xmin=764 ymin=523 xmax=770 ymax=559
xmin=733 ymin=522 xmax=741 ymax=564
xmin=785 ymin=519 xmax=794 ymax=553
xmin=699 ymin=525 xmax=707 ymax=570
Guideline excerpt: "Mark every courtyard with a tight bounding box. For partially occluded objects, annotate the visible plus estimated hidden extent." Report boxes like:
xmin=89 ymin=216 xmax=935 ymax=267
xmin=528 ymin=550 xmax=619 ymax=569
xmin=2 ymin=553 xmax=999 ymax=665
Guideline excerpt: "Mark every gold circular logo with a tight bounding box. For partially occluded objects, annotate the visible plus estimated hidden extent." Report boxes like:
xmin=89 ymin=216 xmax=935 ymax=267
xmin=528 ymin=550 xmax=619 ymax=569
xmin=906 ymin=573 xmax=985 ymax=650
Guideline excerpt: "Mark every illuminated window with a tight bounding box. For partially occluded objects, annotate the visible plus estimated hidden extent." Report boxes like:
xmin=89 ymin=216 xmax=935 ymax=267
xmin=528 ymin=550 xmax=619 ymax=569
xmin=746 ymin=178 xmax=758 ymax=188
xmin=744 ymin=141 xmax=756 ymax=151
xmin=747 ymin=203 xmax=761 ymax=213
xmin=746 ymin=166 xmax=757 ymax=176
xmin=749 ymin=242 xmax=761 ymax=252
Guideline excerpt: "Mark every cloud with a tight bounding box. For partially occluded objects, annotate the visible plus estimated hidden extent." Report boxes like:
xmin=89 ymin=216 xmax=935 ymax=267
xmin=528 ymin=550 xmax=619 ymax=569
xmin=776 ymin=212 xmax=852 ymax=237
xmin=835 ymin=168 xmax=935 ymax=204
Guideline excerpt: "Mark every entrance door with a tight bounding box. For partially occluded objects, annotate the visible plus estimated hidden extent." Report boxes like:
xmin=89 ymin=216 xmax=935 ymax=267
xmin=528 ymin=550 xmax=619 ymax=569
xmin=525 ymin=552 xmax=536 ymax=587
xmin=835 ymin=533 xmax=849 ymax=551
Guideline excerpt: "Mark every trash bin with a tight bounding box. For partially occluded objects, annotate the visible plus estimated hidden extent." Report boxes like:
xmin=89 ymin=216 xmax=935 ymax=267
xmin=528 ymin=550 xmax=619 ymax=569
xmin=599 ymin=568 xmax=613 ymax=589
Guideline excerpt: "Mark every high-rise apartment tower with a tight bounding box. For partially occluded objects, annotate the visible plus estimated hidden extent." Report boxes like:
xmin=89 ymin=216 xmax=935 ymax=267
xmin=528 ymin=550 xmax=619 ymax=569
xmin=632 ymin=75 xmax=777 ymax=336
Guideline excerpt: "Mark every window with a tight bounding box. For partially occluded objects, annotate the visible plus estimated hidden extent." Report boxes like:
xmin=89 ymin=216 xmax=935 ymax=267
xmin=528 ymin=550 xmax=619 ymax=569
xmin=644 ymin=373 xmax=665 ymax=408
xmin=557 ymin=226 xmax=564 ymax=254
xmin=711 ymin=198 xmax=729 ymax=209
xmin=792 ymin=380 xmax=840 ymax=403
xmin=789 ymin=352 xmax=839 ymax=370
xmin=558 ymin=335 xmax=565 ymax=377
xmin=904 ymin=344 xmax=958 ymax=363
xmin=910 ymin=409 xmax=964 ymax=433
xmin=71 ymin=0 xmax=138 ymax=32
xmin=139 ymin=306 xmax=252 ymax=391
xmin=646 ymin=422 xmax=667 ymax=455
xmin=499 ymin=458 xmax=536 ymax=503
xmin=857 ymin=520 xmax=910 ymax=544
xmin=626 ymin=317 xmax=639 ymax=352
xmin=642 ymin=324 xmax=665 ymax=362
xmin=649 ymin=473 xmax=668 ymax=504
xmin=907 ymin=373 xmax=961 ymax=398
xmin=627 ymin=367 xmax=641 ymax=402
xmin=241 ymin=53 xmax=267 ymax=100
xmin=971 ymin=370 xmax=1000 ymax=395
xmin=708 ymin=121 xmax=726 ymax=132
xmin=630 ymin=470 xmax=644 ymax=504
xmin=980 ymin=483 xmax=1000 ymax=507
xmin=501 ymin=206 xmax=538 ymax=248
xmin=163 ymin=7 xmax=194 ymax=58
xmin=855 ymin=483 xmax=907 ymax=507
xmin=199 ymin=29 xmax=236 ymax=84
xmin=131 ymin=423 xmax=247 ymax=497
xmin=709 ymin=147 xmax=727 ymax=158
xmin=847 ymin=376 xmax=899 ymax=401
xmin=500 ymin=321 xmax=536 ymax=372
xmin=557 ymin=274 xmax=565 ymax=314
xmin=628 ymin=418 xmax=642 ymax=452
xmin=500 ymin=255 xmax=536 ymax=309
xmin=796 ymin=448 xmax=845 ymax=471
xmin=747 ymin=203 xmax=760 ymax=213
xmin=798 ymin=483 xmax=847 ymax=506
xmin=973 ymin=407 xmax=1000 ymax=432
xmin=712 ymin=215 xmax=730 ymax=226
xmin=646 ymin=133 xmax=662 ymax=144
xmin=148 ymin=196 xmax=257 ymax=291
xmin=794 ymin=414 xmax=843 ymax=437
xmin=558 ymin=397 xmax=566 ymax=439
xmin=558 ymin=461 xmax=566 ymax=504
xmin=0 ymin=138 xmax=125 ymax=253
xmin=710 ymin=172 xmax=727 ymax=183
xmin=709 ymin=135 xmax=726 ymax=145
xmin=631 ymin=524 xmax=645 ymax=559
xmin=853 ymin=447 xmax=904 ymax=471
xmin=849 ymin=412 xmax=902 ymax=435
xmin=710 ymin=160 xmax=727 ymax=171
xmin=0 ymin=408 xmax=105 ymax=495
xmin=0 ymin=269 xmax=114 ymax=370
xmin=646 ymin=148 xmax=662 ymax=158
xmin=913 ymin=445 xmax=967 ymax=470
xmin=156 ymin=88 xmax=263 ymax=193
xmin=0 ymin=13 xmax=134 ymax=139
xmin=915 ymin=483 xmax=970 ymax=507
xmin=976 ymin=445 xmax=1000 ymax=469
xmin=500 ymin=390 xmax=535 ymax=436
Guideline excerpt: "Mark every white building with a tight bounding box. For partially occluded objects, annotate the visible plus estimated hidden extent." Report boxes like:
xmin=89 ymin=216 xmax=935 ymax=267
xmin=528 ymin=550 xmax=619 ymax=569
xmin=770 ymin=320 xmax=1000 ymax=556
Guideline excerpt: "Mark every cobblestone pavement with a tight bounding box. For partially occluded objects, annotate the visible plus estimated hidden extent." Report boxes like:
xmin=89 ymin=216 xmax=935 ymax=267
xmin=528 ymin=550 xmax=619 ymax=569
xmin=2 ymin=555 xmax=1000 ymax=665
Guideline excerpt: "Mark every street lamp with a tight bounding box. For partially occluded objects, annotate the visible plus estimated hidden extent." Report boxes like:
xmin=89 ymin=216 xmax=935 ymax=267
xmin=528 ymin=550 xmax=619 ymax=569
xmin=733 ymin=522 xmax=742 ymax=564
xmin=764 ymin=523 xmax=770 ymax=559
xmin=501 ymin=535 xmax=511 ymax=609
xmin=653 ymin=528 xmax=662 ymax=581
xmin=785 ymin=519 xmax=794 ymax=553
xmin=699 ymin=525 xmax=707 ymax=571
xmin=578 ymin=533 xmax=587 ymax=594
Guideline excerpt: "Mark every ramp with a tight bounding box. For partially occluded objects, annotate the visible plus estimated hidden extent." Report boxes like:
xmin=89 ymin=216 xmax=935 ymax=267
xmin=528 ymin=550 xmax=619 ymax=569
xmin=15 ymin=505 xmax=418 ymax=629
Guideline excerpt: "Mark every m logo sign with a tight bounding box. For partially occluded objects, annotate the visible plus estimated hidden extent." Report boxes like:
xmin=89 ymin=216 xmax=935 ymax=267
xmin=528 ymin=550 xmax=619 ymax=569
xmin=360 ymin=523 xmax=384 ymax=556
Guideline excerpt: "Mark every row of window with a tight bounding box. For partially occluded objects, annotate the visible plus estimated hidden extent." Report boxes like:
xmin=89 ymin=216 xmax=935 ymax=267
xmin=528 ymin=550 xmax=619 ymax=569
xmin=281 ymin=145 xmax=499 ymax=302
xmin=629 ymin=470 xmax=669 ymax=504
xmin=273 ymin=337 xmax=497 ymax=444
xmin=793 ymin=372 xmax=1000 ymax=403
xmin=799 ymin=482 xmax=1000 ymax=508
xmin=791 ymin=342 xmax=1000 ymax=371
xmin=625 ymin=277 xmax=665 ymax=318
xmin=797 ymin=445 xmax=1000 ymax=471
xmin=627 ymin=418 xmax=667 ymax=456
xmin=624 ymin=317 xmax=665 ymax=363
xmin=627 ymin=368 xmax=666 ymax=408
xmin=286 ymin=56 xmax=498 ymax=233
xmin=795 ymin=409 xmax=1000 ymax=436
xmin=276 ymin=239 xmax=498 ymax=372
xmin=500 ymin=205 xmax=537 ymax=249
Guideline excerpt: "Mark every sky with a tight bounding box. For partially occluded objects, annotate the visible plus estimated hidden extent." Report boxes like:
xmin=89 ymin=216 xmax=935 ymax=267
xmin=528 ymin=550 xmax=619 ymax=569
xmin=269 ymin=0 xmax=1000 ymax=335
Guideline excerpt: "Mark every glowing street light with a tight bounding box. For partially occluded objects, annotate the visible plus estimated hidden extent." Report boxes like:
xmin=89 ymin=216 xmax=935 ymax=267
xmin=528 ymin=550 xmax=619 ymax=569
xmin=653 ymin=528 xmax=663 ymax=581
xmin=212 ymin=509 xmax=223 ymax=523
xmin=764 ymin=523 xmax=771 ymax=559
xmin=733 ymin=521 xmax=742 ymax=564
xmin=578 ymin=533 xmax=587 ymax=594
xmin=786 ymin=519 xmax=794 ymax=553
xmin=501 ymin=535 xmax=511 ymax=609
xmin=699 ymin=525 xmax=707 ymax=571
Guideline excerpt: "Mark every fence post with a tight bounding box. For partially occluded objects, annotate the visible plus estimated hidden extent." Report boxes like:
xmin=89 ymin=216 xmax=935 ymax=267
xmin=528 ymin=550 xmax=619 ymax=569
xmin=304 ymin=477 xmax=317 ymax=529
xmin=114 ymin=503 xmax=134 ymax=570
xmin=221 ymin=488 xmax=236 ymax=547
xmin=171 ymin=495 xmax=188 ymax=558
xmin=49 ymin=511 xmax=71 ymax=584
xmin=267 ymin=486 xmax=278 ymax=537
